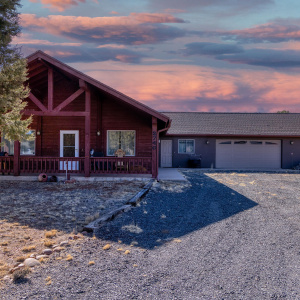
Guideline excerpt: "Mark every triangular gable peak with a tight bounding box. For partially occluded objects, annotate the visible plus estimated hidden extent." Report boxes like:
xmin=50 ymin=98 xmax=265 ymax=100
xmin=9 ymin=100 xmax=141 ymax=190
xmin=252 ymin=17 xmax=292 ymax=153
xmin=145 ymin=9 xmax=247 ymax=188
xmin=26 ymin=50 xmax=169 ymax=124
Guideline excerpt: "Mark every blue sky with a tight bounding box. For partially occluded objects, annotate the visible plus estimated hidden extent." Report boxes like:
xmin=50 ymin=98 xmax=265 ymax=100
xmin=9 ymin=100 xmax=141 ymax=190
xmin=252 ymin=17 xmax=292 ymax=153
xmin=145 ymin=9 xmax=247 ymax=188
xmin=16 ymin=0 xmax=300 ymax=112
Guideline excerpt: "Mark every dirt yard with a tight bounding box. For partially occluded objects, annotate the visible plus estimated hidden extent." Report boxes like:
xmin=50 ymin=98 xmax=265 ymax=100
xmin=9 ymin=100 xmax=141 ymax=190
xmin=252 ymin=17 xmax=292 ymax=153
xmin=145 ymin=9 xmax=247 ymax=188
xmin=0 ymin=179 xmax=146 ymax=283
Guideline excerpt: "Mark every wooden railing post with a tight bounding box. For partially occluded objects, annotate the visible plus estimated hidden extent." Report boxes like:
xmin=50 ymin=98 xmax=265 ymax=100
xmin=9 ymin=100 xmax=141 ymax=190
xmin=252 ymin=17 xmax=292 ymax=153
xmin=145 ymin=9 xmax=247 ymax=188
xmin=13 ymin=141 xmax=20 ymax=176
xmin=84 ymin=85 xmax=91 ymax=177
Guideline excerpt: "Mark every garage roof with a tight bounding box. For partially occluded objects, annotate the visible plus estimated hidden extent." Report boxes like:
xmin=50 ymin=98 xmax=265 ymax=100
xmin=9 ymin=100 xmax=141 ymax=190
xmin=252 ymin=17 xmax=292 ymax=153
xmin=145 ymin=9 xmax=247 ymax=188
xmin=163 ymin=112 xmax=300 ymax=137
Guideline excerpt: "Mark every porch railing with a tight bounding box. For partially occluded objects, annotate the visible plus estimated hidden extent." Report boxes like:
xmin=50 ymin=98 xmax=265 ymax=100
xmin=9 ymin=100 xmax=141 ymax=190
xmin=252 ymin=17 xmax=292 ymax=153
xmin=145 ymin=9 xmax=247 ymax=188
xmin=1 ymin=156 xmax=152 ymax=175
xmin=19 ymin=157 xmax=85 ymax=174
xmin=90 ymin=157 xmax=152 ymax=174
xmin=0 ymin=156 xmax=14 ymax=174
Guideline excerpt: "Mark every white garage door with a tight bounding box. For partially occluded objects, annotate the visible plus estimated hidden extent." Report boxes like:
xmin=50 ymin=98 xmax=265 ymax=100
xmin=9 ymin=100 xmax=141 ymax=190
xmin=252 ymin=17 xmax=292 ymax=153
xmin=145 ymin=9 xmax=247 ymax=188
xmin=216 ymin=139 xmax=281 ymax=169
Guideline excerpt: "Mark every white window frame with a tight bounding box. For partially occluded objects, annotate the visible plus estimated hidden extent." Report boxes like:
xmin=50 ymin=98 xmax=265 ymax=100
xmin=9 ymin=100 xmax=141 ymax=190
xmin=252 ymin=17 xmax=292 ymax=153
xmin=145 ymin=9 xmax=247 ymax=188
xmin=178 ymin=139 xmax=195 ymax=154
xmin=1 ymin=130 xmax=36 ymax=156
xmin=107 ymin=130 xmax=136 ymax=156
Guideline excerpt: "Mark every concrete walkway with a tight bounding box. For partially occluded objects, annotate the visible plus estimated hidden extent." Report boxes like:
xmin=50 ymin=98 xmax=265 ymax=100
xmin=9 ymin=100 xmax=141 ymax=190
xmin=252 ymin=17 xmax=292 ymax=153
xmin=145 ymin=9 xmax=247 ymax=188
xmin=158 ymin=168 xmax=187 ymax=181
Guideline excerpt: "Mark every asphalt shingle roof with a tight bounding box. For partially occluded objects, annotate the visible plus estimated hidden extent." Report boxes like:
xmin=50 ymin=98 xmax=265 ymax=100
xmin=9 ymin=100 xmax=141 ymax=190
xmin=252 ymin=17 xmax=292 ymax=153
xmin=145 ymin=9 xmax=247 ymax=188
xmin=163 ymin=112 xmax=300 ymax=136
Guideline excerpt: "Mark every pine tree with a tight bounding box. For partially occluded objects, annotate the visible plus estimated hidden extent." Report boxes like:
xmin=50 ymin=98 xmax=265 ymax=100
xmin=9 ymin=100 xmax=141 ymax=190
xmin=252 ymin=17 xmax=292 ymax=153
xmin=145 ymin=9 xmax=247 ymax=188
xmin=0 ymin=0 xmax=31 ymax=142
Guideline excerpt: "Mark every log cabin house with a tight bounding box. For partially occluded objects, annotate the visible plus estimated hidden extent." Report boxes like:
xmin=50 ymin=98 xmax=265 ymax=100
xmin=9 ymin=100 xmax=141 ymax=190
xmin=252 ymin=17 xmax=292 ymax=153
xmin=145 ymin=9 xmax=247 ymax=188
xmin=0 ymin=51 xmax=170 ymax=178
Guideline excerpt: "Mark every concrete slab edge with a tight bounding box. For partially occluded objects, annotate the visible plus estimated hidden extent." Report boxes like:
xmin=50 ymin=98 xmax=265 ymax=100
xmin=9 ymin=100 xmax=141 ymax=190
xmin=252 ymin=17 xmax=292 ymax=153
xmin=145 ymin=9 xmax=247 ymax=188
xmin=83 ymin=179 xmax=155 ymax=232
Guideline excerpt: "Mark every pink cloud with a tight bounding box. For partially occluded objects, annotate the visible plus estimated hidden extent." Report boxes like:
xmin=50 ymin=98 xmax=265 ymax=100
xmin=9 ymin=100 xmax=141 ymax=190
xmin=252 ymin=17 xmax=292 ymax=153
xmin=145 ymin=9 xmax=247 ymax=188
xmin=20 ymin=13 xmax=186 ymax=45
xmin=29 ymin=0 xmax=86 ymax=12
xmin=225 ymin=19 xmax=300 ymax=43
xmin=70 ymin=62 xmax=300 ymax=112
xmin=13 ymin=34 xmax=82 ymax=46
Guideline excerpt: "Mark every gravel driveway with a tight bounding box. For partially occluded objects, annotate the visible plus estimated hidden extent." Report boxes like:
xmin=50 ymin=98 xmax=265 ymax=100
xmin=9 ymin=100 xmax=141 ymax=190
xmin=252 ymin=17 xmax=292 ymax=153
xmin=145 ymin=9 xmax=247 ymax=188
xmin=1 ymin=170 xmax=300 ymax=299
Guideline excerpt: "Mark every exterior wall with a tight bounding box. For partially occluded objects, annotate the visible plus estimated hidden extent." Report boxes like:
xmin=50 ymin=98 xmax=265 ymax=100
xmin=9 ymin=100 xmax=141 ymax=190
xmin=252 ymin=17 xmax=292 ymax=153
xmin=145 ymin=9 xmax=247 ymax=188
xmin=159 ymin=137 xmax=216 ymax=168
xmin=160 ymin=137 xmax=300 ymax=169
xmin=282 ymin=138 xmax=300 ymax=168
xmin=25 ymin=75 xmax=153 ymax=159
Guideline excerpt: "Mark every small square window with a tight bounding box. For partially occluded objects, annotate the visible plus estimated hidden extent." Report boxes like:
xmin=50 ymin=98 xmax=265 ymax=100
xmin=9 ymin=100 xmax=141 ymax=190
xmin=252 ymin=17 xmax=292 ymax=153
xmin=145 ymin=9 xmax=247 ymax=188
xmin=178 ymin=139 xmax=195 ymax=154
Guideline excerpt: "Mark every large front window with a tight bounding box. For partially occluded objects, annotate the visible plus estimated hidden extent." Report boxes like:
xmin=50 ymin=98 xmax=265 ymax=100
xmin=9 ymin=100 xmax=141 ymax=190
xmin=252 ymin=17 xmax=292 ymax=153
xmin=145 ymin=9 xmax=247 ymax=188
xmin=1 ymin=130 xmax=36 ymax=155
xmin=107 ymin=130 xmax=135 ymax=156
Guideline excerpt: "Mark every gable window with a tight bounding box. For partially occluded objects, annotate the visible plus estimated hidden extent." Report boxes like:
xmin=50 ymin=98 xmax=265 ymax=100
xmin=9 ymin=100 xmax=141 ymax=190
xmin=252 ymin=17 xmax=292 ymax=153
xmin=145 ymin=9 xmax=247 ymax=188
xmin=178 ymin=139 xmax=195 ymax=154
xmin=1 ymin=130 xmax=36 ymax=155
xmin=107 ymin=130 xmax=135 ymax=156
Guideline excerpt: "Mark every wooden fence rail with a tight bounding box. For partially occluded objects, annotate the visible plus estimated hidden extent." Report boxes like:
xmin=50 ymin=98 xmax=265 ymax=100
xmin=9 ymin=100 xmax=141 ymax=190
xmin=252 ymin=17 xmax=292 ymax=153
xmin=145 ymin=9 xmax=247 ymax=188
xmin=1 ymin=156 xmax=151 ymax=175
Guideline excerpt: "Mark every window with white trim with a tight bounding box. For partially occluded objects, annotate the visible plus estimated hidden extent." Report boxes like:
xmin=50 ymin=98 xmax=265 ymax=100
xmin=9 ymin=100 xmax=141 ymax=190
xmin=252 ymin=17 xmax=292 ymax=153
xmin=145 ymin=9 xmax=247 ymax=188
xmin=107 ymin=130 xmax=135 ymax=156
xmin=178 ymin=139 xmax=195 ymax=154
xmin=1 ymin=130 xmax=36 ymax=155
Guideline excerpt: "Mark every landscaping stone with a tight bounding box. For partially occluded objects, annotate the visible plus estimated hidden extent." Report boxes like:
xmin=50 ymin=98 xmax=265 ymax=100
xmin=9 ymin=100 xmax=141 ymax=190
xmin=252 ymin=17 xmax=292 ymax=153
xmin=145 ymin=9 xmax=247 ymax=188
xmin=60 ymin=241 xmax=70 ymax=247
xmin=24 ymin=258 xmax=40 ymax=267
xmin=42 ymin=249 xmax=53 ymax=255
xmin=53 ymin=247 xmax=63 ymax=252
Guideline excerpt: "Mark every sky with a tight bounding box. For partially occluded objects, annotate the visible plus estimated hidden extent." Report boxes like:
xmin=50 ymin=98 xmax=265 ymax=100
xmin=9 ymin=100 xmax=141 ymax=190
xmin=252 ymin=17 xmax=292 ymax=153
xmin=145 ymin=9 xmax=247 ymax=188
xmin=15 ymin=0 xmax=300 ymax=112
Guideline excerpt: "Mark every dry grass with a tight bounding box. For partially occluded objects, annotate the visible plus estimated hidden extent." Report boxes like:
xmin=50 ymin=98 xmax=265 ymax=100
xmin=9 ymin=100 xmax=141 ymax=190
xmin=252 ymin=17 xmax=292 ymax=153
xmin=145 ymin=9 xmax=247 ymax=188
xmin=44 ymin=239 xmax=56 ymax=247
xmin=0 ymin=261 xmax=9 ymax=278
xmin=45 ymin=230 xmax=58 ymax=239
xmin=12 ymin=266 xmax=31 ymax=282
xmin=103 ymin=244 xmax=111 ymax=250
xmin=66 ymin=254 xmax=73 ymax=261
xmin=22 ymin=245 xmax=36 ymax=253
xmin=15 ymin=256 xmax=26 ymax=263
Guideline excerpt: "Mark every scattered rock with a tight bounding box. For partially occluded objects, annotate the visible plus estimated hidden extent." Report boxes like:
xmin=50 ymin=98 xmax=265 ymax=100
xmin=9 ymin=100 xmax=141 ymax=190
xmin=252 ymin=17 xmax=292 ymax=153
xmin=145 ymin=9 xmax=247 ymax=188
xmin=29 ymin=253 xmax=37 ymax=258
xmin=42 ymin=249 xmax=53 ymax=255
xmin=53 ymin=247 xmax=63 ymax=252
xmin=36 ymin=255 xmax=50 ymax=260
xmin=24 ymin=258 xmax=41 ymax=267
xmin=2 ymin=275 xmax=12 ymax=282
xmin=60 ymin=241 xmax=70 ymax=247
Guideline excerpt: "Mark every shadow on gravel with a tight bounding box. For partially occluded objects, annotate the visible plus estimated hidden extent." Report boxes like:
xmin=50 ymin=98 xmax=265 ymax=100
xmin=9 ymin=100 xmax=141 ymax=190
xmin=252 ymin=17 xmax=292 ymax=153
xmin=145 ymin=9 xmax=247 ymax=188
xmin=96 ymin=171 xmax=258 ymax=249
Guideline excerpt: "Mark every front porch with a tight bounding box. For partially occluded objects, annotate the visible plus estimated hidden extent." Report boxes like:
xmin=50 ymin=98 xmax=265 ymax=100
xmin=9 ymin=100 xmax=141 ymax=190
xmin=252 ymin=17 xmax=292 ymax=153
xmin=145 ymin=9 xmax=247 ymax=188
xmin=0 ymin=156 xmax=152 ymax=176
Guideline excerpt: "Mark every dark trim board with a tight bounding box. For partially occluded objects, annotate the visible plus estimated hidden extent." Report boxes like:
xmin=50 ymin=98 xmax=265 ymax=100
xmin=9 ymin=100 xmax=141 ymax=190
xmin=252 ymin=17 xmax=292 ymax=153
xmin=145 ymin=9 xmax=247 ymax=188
xmin=159 ymin=137 xmax=300 ymax=169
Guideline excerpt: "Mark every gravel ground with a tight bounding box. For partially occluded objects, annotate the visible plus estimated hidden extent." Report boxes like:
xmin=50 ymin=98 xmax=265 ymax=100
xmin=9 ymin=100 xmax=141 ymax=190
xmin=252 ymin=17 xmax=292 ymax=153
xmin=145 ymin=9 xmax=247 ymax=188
xmin=1 ymin=170 xmax=300 ymax=299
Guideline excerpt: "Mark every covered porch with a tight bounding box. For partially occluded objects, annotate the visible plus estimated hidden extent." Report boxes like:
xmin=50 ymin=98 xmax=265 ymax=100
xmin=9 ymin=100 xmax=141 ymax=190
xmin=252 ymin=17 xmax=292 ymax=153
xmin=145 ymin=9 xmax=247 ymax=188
xmin=0 ymin=51 xmax=169 ymax=178
xmin=0 ymin=155 xmax=152 ymax=176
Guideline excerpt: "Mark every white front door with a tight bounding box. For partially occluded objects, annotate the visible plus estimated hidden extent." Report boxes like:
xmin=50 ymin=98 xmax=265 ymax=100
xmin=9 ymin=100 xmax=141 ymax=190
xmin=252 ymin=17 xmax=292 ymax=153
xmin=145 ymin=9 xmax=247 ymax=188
xmin=60 ymin=130 xmax=79 ymax=170
xmin=161 ymin=140 xmax=172 ymax=167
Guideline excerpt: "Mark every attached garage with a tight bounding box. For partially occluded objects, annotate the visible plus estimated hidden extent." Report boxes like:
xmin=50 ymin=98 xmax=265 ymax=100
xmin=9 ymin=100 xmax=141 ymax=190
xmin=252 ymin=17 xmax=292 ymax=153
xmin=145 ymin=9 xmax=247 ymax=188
xmin=216 ymin=139 xmax=281 ymax=169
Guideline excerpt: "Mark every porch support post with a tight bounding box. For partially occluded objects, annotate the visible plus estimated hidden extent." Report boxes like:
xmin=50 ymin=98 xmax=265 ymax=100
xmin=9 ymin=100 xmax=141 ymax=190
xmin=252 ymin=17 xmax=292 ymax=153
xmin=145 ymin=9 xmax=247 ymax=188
xmin=13 ymin=141 xmax=20 ymax=176
xmin=152 ymin=116 xmax=158 ymax=178
xmin=84 ymin=86 xmax=91 ymax=177
xmin=48 ymin=68 xmax=53 ymax=111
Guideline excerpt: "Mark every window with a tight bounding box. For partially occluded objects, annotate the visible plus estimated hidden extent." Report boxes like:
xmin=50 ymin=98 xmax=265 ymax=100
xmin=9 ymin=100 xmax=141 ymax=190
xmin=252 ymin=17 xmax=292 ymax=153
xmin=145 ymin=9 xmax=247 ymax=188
xmin=178 ymin=139 xmax=195 ymax=154
xmin=107 ymin=130 xmax=135 ymax=156
xmin=250 ymin=141 xmax=263 ymax=145
xmin=234 ymin=141 xmax=247 ymax=144
xmin=1 ymin=130 xmax=36 ymax=155
xmin=219 ymin=141 xmax=231 ymax=145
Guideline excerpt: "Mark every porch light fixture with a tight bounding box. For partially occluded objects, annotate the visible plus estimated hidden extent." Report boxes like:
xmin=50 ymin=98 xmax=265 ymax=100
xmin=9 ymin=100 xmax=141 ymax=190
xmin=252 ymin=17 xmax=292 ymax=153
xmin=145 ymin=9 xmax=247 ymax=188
xmin=97 ymin=130 xmax=101 ymax=136
xmin=37 ymin=130 xmax=41 ymax=136
xmin=290 ymin=141 xmax=294 ymax=145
